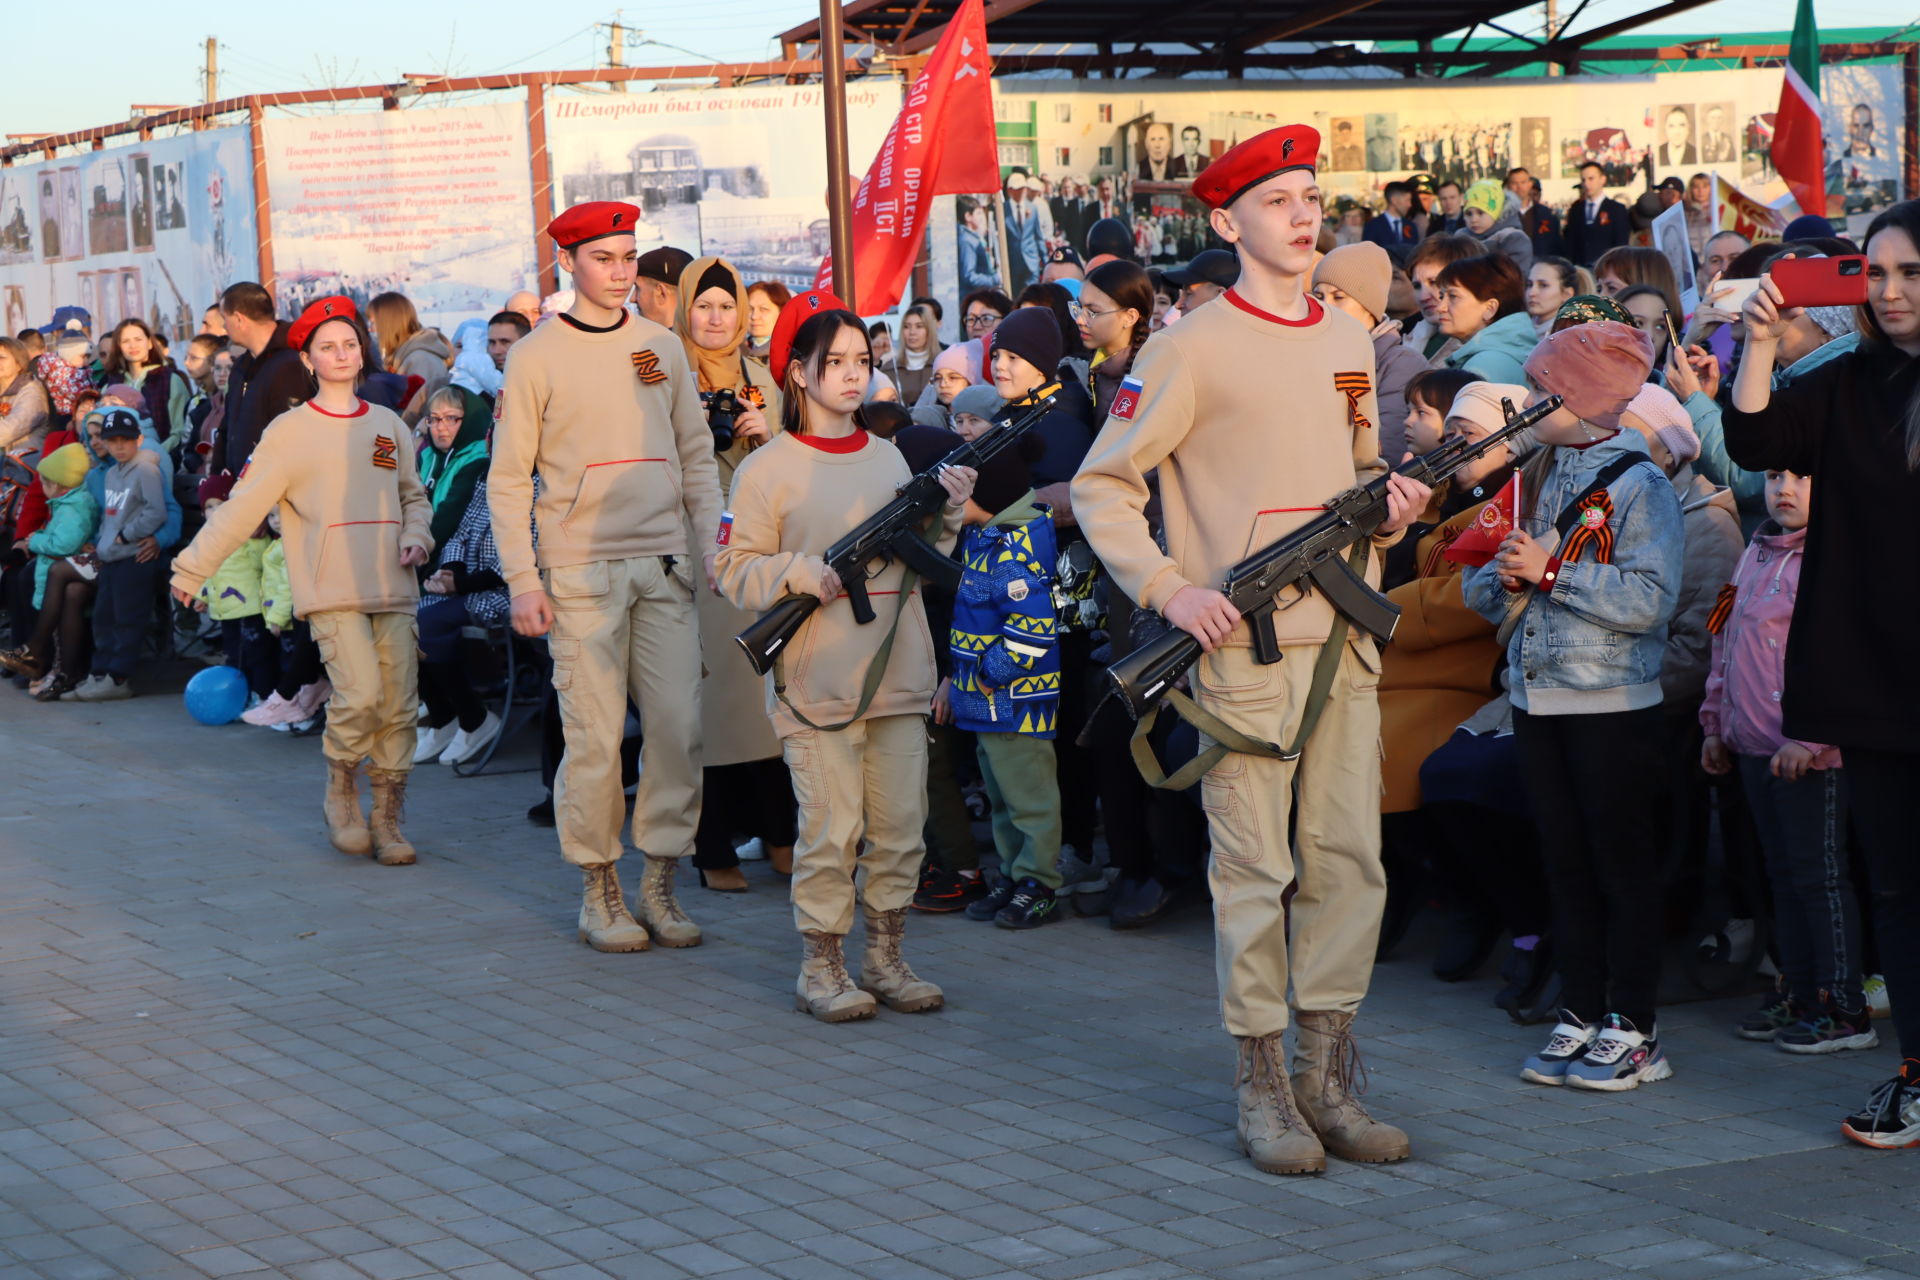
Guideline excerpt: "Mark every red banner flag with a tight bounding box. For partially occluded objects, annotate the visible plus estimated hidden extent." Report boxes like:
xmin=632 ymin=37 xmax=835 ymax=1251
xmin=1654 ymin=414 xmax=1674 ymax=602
xmin=1442 ymin=471 xmax=1523 ymax=568
xmin=814 ymin=0 xmax=997 ymax=312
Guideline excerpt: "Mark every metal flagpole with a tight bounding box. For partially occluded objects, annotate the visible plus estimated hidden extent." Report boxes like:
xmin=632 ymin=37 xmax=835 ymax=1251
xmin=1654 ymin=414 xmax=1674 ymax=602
xmin=819 ymin=0 xmax=856 ymax=310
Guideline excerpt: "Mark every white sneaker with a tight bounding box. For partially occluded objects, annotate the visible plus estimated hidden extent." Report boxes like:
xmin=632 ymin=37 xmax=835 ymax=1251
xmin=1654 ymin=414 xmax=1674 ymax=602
xmin=64 ymin=674 xmax=115 ymax=701
xmin=414 ymin=721 xmax=459 ymax=764
xmin=440 ymin=710 xmax=502 ymax=765
xmin=735 ymin=837 xmax=768 ymax=862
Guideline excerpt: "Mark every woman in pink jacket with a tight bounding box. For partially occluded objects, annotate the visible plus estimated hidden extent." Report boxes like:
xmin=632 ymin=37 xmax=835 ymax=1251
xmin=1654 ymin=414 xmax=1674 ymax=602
xmin=1701 ymin=468 xmax=1874 ymax=1056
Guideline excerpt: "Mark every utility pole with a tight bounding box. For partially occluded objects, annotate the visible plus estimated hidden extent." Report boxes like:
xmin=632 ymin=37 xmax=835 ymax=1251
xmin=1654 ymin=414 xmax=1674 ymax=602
xmin=608 ymin=12 xmax=627 ymax=92
xmin=204 ymin=37 xmax=219 ymax=102
xmin=1545 ymin=0 xmax=1561 ymax=76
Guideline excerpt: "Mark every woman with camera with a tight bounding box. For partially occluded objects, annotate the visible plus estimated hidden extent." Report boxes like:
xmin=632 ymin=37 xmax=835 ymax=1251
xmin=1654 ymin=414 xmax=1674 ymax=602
xmin=1727 ymin=205 xmax=1920 ymax=1150
xmin=675 ymin=256 xmax=797 ymax=891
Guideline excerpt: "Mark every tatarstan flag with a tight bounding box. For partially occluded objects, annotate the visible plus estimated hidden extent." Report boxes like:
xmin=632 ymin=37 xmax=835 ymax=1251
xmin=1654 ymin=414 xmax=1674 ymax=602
xmin=1772 ymin=0 xmax=1826 ymax=216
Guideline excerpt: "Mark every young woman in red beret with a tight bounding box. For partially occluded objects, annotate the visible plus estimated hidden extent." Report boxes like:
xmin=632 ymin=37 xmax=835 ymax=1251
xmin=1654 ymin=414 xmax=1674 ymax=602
xmin=714 ymin=294 xmax=975 ymax=1023
xmin=170 ymin=296 xmax=434 ymax=867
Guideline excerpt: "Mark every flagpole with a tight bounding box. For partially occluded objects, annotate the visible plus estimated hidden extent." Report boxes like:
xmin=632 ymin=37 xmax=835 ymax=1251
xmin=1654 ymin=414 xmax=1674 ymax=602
xmin=819 ymin=0 xmax=857 ymax=311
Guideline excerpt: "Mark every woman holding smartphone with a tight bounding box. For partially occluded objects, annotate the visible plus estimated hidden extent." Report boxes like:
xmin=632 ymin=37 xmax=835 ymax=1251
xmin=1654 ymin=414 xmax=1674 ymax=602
xmin=1727 ymin=201 xmax=1920 ymax=1151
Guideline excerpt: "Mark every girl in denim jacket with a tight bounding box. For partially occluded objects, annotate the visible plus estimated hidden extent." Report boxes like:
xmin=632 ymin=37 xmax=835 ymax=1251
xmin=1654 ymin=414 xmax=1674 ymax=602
xmin=1463 ymin=321 xmax=1684 ymax=1093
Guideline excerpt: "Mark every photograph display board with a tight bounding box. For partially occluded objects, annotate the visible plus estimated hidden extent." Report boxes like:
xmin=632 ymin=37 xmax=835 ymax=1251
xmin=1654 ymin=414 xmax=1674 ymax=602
xmin=0 ymin=127 xmax=256 ymax=344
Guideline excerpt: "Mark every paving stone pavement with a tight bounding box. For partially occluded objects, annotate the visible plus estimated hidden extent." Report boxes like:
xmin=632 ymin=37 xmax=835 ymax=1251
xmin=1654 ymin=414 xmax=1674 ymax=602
xmin=3 ymin=682 xmax=1918 ymax=1280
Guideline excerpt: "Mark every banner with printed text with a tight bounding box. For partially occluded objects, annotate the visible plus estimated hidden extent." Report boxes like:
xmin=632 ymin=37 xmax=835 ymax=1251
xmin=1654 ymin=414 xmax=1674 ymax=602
xmin=0 ymin=126 xmax=257 ymax=346
xmin=545 ymin=84 xmax=900 ymax=294
xmin=262 ymin=104 xmax=537 ymax=334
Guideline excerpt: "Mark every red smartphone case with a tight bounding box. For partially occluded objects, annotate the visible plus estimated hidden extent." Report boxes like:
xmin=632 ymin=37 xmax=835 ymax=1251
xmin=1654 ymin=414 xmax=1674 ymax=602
xmin=1772 ymin=255 xmax=1869 ymax=308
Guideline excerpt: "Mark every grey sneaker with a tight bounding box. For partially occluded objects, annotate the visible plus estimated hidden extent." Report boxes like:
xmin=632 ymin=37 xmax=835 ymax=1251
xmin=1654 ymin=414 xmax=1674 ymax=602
xmin=70 ymin=674 xmax=132 ymax=702
xmin=1056 ymin=847 xmax=1116 ymax=915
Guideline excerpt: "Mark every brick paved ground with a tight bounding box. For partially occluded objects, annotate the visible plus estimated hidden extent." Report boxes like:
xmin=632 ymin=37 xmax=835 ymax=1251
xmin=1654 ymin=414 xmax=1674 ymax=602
xmin=3 ymin=678 xmax=1917 ymax=1280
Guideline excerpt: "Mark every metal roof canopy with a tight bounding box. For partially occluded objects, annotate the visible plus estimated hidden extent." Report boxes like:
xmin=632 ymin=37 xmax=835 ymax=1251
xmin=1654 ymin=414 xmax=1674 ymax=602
xmin=779 ymin=0 xmax=1728 ymax=74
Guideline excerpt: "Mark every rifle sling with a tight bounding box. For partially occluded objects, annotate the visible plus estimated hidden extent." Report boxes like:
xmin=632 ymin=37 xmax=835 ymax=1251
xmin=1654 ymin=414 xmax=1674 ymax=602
xmin=773 ymin=515 xmax=943 ymax=734
xmin=1129 ymin=541 xmax=1365 ymax=791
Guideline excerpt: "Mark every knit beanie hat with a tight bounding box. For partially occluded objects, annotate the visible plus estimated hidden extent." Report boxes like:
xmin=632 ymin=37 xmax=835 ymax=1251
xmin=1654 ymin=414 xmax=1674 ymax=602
xmin=1311 ymin=242 xmax=1391 ymax=325
xmin=99 ymin=384 xmax=145 ymax=412
xmin=1463 ymin=179 xmax=1505 ymax=218
xmin=1523 ymin=320 xmax=1652 ymax=431
xmin=37 ymin=441 xmax=91 ymax=489
xmin=892 ymin=423 xmax=964 ymax=474
xmin=1445 ymin=382 xmax=1529 ymax=436
xmin=949 ymin=385 xmax=1004 ymax=423
xmin=1806 ymin=305 xmax=1857 ymax=339
xmin=990 ymin=307 xmax=1064 ymax=379
xmin=1624 ymin=384 xmax=1699 ymax=465
xmin=931 ymin=339 xmax=983 ymax=386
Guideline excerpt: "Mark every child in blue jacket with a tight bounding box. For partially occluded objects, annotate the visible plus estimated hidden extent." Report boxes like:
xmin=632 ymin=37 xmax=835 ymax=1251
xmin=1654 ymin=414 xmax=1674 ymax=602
xmin=1463 ymin=321 xmax=1685 ymax=1093
xmin=936 ymin=435 xmax=1063 ymax=930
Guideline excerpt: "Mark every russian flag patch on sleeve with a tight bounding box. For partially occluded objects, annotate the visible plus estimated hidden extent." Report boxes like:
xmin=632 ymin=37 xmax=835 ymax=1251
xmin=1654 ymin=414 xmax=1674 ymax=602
xmin=1110 ymin=375 xmax=1144 ymax=421
xmin=716 ymin=512 xmax=734 ymax=547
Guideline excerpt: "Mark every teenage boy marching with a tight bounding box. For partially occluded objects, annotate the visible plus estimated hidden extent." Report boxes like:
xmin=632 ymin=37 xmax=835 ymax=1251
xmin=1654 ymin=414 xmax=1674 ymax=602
xmin=489 ymin=203 xmax=724 ymax=953
xmin=1074 ymin=125 xmax=1432 ymax=1176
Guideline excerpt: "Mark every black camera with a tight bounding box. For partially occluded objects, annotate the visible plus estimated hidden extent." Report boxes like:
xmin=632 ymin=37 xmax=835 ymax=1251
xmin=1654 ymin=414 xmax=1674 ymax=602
xmin=703 ymin=388 xmax=742 ymax=452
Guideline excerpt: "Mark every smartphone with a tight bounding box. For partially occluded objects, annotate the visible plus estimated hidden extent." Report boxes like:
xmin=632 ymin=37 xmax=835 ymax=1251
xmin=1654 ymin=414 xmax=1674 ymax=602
xmin=1708 ymin=277 xmax=1763 ymax=312
xmin=1662 ymin=308 xmax=1682 ymax=354
xmin=1772 ymin=255 xmax=1869 ymax=308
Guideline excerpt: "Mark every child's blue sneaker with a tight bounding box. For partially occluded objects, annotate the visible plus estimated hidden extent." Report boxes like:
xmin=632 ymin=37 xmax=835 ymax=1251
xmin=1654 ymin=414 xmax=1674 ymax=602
xmin=1565 ymin=1013 xmax=1672 ymax=1091
xmin=1521 ymin=1010 xmax=1598 ymax=1086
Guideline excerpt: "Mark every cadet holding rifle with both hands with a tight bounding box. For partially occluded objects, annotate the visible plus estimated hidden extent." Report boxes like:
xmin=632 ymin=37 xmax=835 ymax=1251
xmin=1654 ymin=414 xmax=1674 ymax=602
xmin=1074 ymin=124 xmax=1431 ymax=1177
xmin=715 ymin=292 xmax=976 ymax=1025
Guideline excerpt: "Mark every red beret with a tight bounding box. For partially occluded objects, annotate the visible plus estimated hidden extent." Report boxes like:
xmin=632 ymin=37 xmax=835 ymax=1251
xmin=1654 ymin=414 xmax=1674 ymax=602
xmin=287 ymin=295 xmax=358 ymax=352
xmin=1192 ymin=125 xmax=1320 ymax=211
xmin=768 ymin=289 xmax=851 ymax=382
xmin=546 ymin=201 xmax=644 ymax=251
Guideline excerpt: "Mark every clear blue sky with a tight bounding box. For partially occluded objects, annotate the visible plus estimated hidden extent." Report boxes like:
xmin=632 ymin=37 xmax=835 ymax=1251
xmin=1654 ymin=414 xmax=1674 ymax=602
xmin=1 ymin=0 xmax=1913 ymax=140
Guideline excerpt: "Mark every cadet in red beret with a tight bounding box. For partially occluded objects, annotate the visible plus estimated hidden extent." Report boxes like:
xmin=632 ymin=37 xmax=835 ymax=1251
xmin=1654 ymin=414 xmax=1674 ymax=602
xmin=287 ymin=294 xmax=362 ymax=352
xmin=1075 ymin=125 xmax=1430 ymax=1176
xmin=488 ymin=197 xmax=725 ymax=953
xmin=767 ymin=288 xmax=850 ymax=381
xmin=545 ymin=201 xmax=645 ymax=251
xmin=172 ymin=284 xmax=432 ymax=869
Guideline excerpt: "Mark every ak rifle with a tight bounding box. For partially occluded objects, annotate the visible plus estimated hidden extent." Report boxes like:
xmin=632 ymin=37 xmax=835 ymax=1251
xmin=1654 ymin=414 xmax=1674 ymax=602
xmin=1105 ymin=393 xmax=1563 ymax=719
xmin=735 ymin=383 xmax=1063 ymax=677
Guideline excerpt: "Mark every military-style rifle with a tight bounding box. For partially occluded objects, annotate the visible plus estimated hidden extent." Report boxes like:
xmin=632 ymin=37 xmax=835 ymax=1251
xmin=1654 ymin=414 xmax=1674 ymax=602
xmin=1105 ymin=394 xmax=1563 ymax=718
xmin=735 ymin=383 xmax=1063 ymax=677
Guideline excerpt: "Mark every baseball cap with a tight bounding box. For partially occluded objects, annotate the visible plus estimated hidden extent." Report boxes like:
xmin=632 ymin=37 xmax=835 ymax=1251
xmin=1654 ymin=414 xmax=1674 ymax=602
xmin=1163 ymin=249 xmax=1240 ymax=290
xmin=97 ymin=408 xmax=143 ymax=440
xmin=1655 ymin=176 xmax=1684 ymax=194
xmin=636 ymin=246 xmax=695 ymax=286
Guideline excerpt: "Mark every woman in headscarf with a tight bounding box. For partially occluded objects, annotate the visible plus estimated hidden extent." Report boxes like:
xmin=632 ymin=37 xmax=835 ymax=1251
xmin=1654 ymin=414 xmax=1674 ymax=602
xmin=416 ymin=384 xmax=491 ymax=559
xmin=674 ymin=255 xmax=796 ymax=891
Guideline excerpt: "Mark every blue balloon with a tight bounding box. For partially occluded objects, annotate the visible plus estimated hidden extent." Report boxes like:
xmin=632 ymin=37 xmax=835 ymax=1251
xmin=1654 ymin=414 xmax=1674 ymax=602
xmin=184 ymin=665 xmax=251 ymax=726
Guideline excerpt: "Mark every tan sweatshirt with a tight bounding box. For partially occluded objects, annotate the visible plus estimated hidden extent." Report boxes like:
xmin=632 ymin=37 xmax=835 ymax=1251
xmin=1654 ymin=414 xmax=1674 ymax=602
xmin=1072 ymin=292 xmax=1393 ymax=649
xmin=488 ymin=313 xmax=724 ymax=598
xmin=171 ymin=400 xmax=432 ymax=618
xmin=714 ymin=431 xmax=961 ymax=738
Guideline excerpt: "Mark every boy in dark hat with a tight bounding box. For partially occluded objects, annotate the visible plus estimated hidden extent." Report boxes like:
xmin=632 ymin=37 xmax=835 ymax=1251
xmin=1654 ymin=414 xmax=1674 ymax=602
xmin=70 ymin=408 xmax=167 ymax=701
xmin=1075 ymin=123 xmax=1433 ymax=1176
